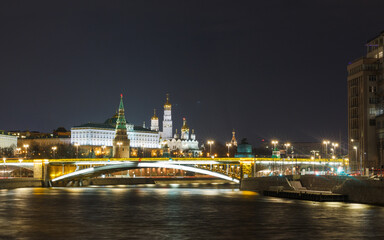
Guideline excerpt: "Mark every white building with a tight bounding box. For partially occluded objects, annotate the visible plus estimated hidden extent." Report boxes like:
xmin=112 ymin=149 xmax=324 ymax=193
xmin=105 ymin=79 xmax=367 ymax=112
xmin=163 ymin=118 xmax=200 ymax=156
xmin=0 ymin=131 xmax=17 ymax=149
xmin=150 ymin=109 xmax=159 ymax=132
xmin=161 ymin=94 xmax=173 ymax=140
xmin=71 ymin=116 xmax=160 ymax=149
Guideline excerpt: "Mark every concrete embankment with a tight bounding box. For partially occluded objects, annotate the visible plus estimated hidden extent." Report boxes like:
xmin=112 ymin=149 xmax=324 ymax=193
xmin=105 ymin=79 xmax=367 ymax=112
xmin=90 ymin=177 xmax=233 ymax=186
xmin=241 ymin=175 xmax=384 ymax=205
xmin=0 ymin=178 xmax=42 ymax=189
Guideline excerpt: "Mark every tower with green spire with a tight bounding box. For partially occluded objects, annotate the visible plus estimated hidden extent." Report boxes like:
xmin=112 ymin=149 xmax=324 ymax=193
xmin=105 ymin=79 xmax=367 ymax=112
xmin=113 ymin=94 xmax=130 ymax=158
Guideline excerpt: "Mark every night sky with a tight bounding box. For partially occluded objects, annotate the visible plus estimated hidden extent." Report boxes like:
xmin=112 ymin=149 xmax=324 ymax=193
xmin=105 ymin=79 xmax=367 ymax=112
xmin=1 ymin=1 xmax=384 ymax=147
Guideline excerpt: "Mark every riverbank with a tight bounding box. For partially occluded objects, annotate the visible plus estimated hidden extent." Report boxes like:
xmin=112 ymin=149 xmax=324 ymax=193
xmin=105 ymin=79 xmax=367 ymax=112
xmin=0 ymin=178 xmax=42 ymax=189
xmin=0 ymin=177 xmax=234 ymax=188
xmin=241 ymin=175 xmax=384 ymax=205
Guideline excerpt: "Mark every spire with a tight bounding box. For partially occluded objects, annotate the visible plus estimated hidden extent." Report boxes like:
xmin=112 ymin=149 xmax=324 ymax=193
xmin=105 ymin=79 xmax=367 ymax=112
xmin=116 ymin=94 xmax=127 ymax=130
xmin=151 ymin=109 xmax=158 ymax=120
xmin=166 ymin=93 xmax=170 ymax=104
xmin=164 ymin=93 xmax=172 ymax=110
xmin=181 ymin=117 xmax=189 ymax=130
xmin=231 ymin=129 xmax=238 ymax=146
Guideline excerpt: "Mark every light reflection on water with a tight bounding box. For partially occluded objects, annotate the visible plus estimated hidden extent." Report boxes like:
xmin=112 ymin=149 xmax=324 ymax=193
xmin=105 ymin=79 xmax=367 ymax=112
xmin=0 ymin=185 xmax=383 ymax=240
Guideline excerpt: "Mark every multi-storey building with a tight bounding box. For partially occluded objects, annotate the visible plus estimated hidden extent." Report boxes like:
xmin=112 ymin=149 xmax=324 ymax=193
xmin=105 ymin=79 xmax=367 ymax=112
xmin=0 ymin=131 xmax=17 ymax=149
xmin=347 ymin=31 xmax=384 ymax=172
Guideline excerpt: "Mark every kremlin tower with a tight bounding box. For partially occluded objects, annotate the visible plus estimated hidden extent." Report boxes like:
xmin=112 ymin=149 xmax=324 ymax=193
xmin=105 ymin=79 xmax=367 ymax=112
xmin=162 ymin=94 xmax=173 ymax=140
xmin=231 ymin=129 xmax=238 ymax=146
xmin=113 ymin=94 xmax=130 ymax=158
xmin=150 ymin=109 xmax=159 ymax=131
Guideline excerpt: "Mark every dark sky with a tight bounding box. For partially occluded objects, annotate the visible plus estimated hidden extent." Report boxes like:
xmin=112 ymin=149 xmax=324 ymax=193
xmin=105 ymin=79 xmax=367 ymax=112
xmin=1 ymin=0 xmax=384 ymax=147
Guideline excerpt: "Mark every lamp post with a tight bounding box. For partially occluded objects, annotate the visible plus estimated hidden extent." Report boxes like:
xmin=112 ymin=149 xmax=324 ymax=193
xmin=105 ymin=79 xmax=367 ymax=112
xmin=74 ymin=143 xmax=80 ymax=158
xmin=18 ymin=159 xmax=23 ymax=178
xmin=284 ymin=143 xmax=290 ymax=175
xmin=271 ymin=140 xmax=278 ymax=174
xmin=226 ymin=143 xmax=232 ymax=157
xmin=23 ymin=144 xmax=29 ymax=159
xmin=332 ymin=143 xmax=339 ymax=157
xmin=310 ymin=150 xmax=319 ymax=175
xmin=207 ymin=140 xmax=214 ymax=157
xmin=353 ymin=146 xmax=358 ymax=174
xmin=51 ymin=146 xmax=57 ymax=159
xmin=2 ymin=158 xmax=6 ymax=178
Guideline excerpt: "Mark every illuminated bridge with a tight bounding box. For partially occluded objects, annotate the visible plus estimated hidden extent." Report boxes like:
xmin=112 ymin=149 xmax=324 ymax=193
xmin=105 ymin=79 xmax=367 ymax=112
xmin=3 ymin=157 xmax=347 ymax=186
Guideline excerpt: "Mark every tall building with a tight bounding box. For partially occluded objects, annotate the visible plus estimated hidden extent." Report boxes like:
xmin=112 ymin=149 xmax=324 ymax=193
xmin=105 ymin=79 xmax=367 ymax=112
xmin=231 ymin=130 xmax=238 ymax=147
xmin=162 ymin=94 xmax=173 ymax=140
xmin=150 ymin=109 xmax=159 ymax=131
xmin=347 ymin=31 xmax=384 ymax=172
xmin=113 ymin=94 xmax=130 ymax=158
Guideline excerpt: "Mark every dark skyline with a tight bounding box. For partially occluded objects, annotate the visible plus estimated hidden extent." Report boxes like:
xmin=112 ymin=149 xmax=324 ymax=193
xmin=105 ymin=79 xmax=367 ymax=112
xmin=1 ymin=0 xmax=384 ymax=146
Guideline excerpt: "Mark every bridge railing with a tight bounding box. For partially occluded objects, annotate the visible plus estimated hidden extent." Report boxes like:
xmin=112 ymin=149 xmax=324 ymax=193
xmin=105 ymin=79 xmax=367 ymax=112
xmin=5 ymin=157 xmax=346 ymax=163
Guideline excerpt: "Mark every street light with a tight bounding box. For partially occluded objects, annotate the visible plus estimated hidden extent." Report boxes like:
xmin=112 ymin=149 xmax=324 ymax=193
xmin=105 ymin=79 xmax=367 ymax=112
xmin=283 ymin=143 xmax=290 ymax=175
xmin=353 ymin=146 xmax=358 ymax=174
xmin=74 ymin=143 xmax=80 ymax=158
xmin=207 ymin=140 xmax=214 ymax=157
xmin=271 ymin=140 xmax=278 ymax=174
xmin=18 ymin=159 xmax=23 ymax=178
xmin=332 ymin=143 xmax=339 ymax=157
xmin=23 ymin=144 xmax=29 ymax=159
xmin=51 ymin=146 xmax=57 ymax=159
xmin=226 ymin=143 xmax=232 ymax=157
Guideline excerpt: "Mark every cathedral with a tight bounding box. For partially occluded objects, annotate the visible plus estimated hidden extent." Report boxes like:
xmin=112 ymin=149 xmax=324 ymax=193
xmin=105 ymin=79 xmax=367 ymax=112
xmin=151 ymin=95 xmax=201 ymax=157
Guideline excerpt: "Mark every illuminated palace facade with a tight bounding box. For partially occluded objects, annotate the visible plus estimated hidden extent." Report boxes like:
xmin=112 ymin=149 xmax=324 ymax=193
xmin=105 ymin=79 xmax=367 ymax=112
xmin=71 ymin=94 xmax=200 ymax=155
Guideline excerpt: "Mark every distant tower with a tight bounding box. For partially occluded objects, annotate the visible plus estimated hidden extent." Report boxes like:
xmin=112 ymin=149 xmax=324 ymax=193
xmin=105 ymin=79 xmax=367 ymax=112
xmin=113 ymin=94 xmax=130 ymax=158
xmin=190 ymin=129 xmax=196 ymax=140
xmin=162 ymin=94 xmax=173 ymax=140
xmin=150 ymin=109 xmax=159 ymax=131
xmin=231 ymin=129 xmax=238 ymax=146
xmin=181 ymin=118 xmax=190 ymax=140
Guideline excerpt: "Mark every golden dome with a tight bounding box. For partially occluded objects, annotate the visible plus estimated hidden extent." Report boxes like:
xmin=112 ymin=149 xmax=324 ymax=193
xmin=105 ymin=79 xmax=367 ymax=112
xmin=181 ymin=118 xmax=189 ymax=130
xmin=151 ymin=109 xmax=158 ymax=120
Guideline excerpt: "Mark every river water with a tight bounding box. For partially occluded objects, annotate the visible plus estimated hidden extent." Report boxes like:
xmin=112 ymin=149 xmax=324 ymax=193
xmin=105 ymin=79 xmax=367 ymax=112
xmin=0 ymin=185 xmax=383 ymax=240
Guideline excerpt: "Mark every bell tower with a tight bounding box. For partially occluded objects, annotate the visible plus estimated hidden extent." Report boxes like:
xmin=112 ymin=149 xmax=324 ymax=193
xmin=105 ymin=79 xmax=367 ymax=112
xmin=162 ymin=94 xmax=173 ymax=140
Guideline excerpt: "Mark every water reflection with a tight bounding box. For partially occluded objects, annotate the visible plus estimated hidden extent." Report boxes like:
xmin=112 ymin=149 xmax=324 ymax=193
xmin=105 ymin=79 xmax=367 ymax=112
xmin=0 ymin=186 xmax=383 ymax=239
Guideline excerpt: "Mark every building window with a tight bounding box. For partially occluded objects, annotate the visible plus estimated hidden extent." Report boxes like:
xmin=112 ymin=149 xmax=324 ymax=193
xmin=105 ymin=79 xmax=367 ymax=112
xmin=370 ymin=119 xmax=376 ymax=126
xmin=369 ymin=86 xmax=377 ymax=93
xmin=369 ymin=75 xmax=377 ymax=81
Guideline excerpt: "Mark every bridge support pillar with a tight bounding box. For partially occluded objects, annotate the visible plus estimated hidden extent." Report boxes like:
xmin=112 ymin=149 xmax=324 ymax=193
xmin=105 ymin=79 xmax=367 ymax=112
xmin=33 ymin=160 xmax=51 ymax=187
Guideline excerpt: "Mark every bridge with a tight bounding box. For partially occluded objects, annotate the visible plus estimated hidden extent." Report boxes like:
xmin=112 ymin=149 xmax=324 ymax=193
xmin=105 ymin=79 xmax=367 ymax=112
xmin=1 ymin=157 xmax=347 ymax=186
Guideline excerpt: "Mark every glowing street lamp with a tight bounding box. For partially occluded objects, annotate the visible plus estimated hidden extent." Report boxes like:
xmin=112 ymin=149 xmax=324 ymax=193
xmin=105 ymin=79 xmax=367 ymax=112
xmin=226 ymin=143 xmax=232 ymax=157
xmin=353 ymin=146 xmax=358 ymax=173
xmin=23 ymin=144 xmax=29 ymax=159
xmin=74 ymin=143 xmax=80 ymax=158
xmin=332 ymin=142 xmax=339 ymax=157
xmin=51 ymin=146 xmax=57 ymax=159
xmin=207 ymin=140 xmax=214 ymax=156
